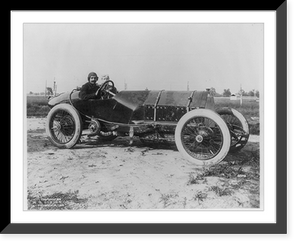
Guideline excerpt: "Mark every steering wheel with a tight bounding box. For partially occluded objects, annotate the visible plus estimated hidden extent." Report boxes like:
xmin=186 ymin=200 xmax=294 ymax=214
xmin=96 ymin=80 xmax=116 ymax=98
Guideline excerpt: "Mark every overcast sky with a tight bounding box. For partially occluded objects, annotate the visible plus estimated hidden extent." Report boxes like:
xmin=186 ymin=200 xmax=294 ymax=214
xmin=24 ymin=23 xmax=263 ymax=94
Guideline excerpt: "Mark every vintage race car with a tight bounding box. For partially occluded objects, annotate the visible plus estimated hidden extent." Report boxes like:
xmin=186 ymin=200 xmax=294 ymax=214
xmin=46 ymin=80 xmax=249 ymax=166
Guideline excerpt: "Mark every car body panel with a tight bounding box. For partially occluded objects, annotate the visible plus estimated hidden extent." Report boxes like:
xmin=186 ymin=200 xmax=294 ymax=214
xmin=158 ymin=91 xmax=192 ymax=106
xmin=48 ymin=89 xmax=214 ymax=125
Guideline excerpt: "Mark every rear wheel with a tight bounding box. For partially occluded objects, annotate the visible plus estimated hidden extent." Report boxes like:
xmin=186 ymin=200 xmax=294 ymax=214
xmin=175 ymin=109 xmax=230 ymax=166
xmin=46 ymin=103 xmax=82 ymax=148
xmin=217 ymin=108 xmax=249 ymax=152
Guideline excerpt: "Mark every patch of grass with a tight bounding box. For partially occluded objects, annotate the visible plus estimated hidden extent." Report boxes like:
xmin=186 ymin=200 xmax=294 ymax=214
xmin=187 ymin=164 xmax=247 ymax=186
xmin=244 ymin=151 xmax=260 ymax=180
xmin=194 ymin=191 xmax=208 ymax=204
xmin=27 ymin=95 xmax=50 ymax=117
xmin=229 ymin=179 xmax=248 ymax=190
xmin=209 ymin=186 xmax=233 ymax=197
xmin=189 ymin=150 xmax=260 ymax=208
xmin=202 ymin=163 xmax=246 ymax=179
xmin=159 ymin=193 xmax=179 ymax=208
xmin=187 ymin=172 xmax=206 ymax=185
xmin=249 ymin=194 xmax=260 ymax=208
xmin=249 ymin=122 xmax=260 ymax=135
xmin=27 ymin=95 xmax=49 ymax=105
xmin=188 ymin=147 xmax=260 ymax=187
xmin=27 ymin=190 xmax=88 ymax=210
xmin=27 ymin=104 xmax=50 ymax=117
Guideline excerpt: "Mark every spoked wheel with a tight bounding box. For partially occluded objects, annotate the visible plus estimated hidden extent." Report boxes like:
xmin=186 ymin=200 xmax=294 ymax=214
xmin=217 ymin=108 xmax=249 ymax=152
xmin=46 ymin=104 xmax=82 ymax=148
xmin=175 ymin=109 xmax=231 ymax=166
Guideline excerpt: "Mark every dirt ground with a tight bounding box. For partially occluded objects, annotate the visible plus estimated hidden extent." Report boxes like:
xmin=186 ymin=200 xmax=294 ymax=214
xmin=26 ymin=117 xmax=261 ymax=210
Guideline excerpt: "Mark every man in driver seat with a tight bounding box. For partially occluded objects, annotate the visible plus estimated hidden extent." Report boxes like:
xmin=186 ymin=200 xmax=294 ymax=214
xmin=79 ymin=72 xmax=101 ymax=100
xmin=79 ymin=72 xmax=115 ymax=100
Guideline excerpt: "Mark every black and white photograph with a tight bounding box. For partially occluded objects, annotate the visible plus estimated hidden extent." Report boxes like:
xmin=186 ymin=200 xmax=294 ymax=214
xmin=24 ymin=22 xmax=263 ymax=211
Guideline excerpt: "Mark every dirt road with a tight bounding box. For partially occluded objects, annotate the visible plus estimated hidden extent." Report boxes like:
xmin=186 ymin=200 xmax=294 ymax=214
xmin=26 ymin=117 xmax=261 ymax=210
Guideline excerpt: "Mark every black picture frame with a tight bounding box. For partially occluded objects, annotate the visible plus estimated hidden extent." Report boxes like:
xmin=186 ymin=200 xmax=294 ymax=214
xmin=4 ymin=2 xmax=287 ymax=234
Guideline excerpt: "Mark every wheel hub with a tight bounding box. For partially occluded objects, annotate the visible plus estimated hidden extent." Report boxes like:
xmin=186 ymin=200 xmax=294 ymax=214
xmin=88 ymin=119 xmax=101 ymax=136
xmin=195 ymin=135 xmax=204 ymax=143
xmin=193 ymin=126 xmax=215 ymax=144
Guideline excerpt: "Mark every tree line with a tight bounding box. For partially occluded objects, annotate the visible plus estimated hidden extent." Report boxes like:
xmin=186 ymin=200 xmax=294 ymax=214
xmin=209 ymin=88 xmax=259 ymax=98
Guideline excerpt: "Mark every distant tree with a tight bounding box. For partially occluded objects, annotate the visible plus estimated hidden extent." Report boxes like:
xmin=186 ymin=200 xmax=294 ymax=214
xmin=240 ymin=89 xmax=248 ymax=96
xmin=209 ymin=87 xmax=217 ymax=97
xmin=255 ymin=90 xmax=260 ymax=98
xmin=214 ymin=90 xmax=222 ymax=97
xmin=29 ymin=91 xmax=33 ymax=95
xmin=223 ymin=89 xmax=231 ymax=97
xmin=46 ymin=87 xmax=53 ymax=96
xmin=248 ymin=90 xmax=255 ymax=97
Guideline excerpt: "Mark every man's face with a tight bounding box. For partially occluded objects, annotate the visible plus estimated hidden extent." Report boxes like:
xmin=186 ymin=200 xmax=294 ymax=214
xmin=89 ymin=76 xmax=98 ymax=84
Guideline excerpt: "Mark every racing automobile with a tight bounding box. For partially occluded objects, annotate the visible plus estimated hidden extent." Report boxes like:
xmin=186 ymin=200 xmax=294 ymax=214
xmin=46 ymin=80 xmax=249 ymax=166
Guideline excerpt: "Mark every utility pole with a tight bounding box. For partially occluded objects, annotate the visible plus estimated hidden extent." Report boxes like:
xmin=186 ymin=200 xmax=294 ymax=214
xmin=239 ymin=84 xmax=243 ymax=106
xmin=187 ymin=81 xmax=190 ymax=91
xmin=53 ymin=78 xmax=57 ymax=96
xmin=45 ymin=80 xmax=47 ymax=96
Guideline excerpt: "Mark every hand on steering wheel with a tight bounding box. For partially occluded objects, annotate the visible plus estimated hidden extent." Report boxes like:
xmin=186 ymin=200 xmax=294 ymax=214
xmin=95 ymin=87 xmax=101 ymax=96
xmin=95 ymin=80 xmax=116 ymax=98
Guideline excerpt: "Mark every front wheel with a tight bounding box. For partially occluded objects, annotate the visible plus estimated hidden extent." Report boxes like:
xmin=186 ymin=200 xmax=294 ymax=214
xmin=175 ymin=109 xmax=231 ymax=166
xmin=46 ymin=103 xmax=82 ymax=148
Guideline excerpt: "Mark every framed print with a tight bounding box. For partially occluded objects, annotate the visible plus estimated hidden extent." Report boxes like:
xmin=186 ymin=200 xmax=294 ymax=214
xmin=4 ymin=2 xmax=287 ymax=234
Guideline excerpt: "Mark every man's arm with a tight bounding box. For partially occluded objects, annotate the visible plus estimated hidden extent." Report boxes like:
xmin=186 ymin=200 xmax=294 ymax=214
xmin=79 ymin=84 xmax=97 ymax=100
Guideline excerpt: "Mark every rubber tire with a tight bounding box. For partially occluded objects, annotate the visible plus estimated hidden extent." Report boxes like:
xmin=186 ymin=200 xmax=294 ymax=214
xmin=218 ymin=108 xmax=249 ymax=152
xmin=229 ymin=108 xmax=249 ymax=134
xmin=46 ymin=103 xmax=82 ymax=149
xmin=175 ymin=109 xmax=231 ymax=166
